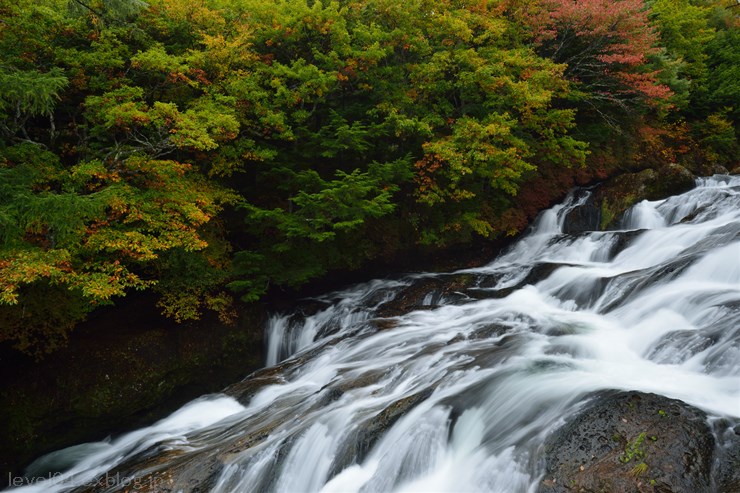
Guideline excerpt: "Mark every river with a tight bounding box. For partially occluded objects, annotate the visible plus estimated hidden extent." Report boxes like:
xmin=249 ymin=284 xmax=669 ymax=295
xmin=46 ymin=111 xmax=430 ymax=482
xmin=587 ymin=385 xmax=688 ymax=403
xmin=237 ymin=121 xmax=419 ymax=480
xmin=11 ymin=175 xmax=740 ymax=492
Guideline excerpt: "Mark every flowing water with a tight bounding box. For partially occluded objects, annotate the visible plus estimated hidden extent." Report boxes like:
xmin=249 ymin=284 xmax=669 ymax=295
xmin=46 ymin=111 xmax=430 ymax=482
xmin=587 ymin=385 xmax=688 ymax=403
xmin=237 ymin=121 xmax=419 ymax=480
xmin=13 ymin=175 xmax=740 ymax=493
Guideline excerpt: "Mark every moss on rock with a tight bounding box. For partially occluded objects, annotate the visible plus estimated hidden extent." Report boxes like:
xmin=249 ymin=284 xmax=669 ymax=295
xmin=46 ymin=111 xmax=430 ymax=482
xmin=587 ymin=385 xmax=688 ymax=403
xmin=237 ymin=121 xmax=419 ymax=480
xmin=594 ymin=164 xmax=695 ymax=230
xmin=538 ymin=391 xmax=715 ymax=493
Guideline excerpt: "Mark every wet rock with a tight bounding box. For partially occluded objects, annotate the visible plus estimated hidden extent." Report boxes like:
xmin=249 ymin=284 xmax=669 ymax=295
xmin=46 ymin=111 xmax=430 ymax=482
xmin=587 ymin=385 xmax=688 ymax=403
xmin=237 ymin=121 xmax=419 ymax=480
xmin=538 ymin=391 xmax=715 ymax=493
xmin=711 ymin=417 xmax=740 ymax=493
xmin=368 ymin=318 xmax=400 ymax=331
xmin=541 ymin=164 xmax=696 ymax=235
xmin=562 ymin=189 xmax=601 ymax=234
xmin=75 ymin=441 xmax=227 ymax=493
xmin=223 ymin=365 xmax=286 ymax=406
xmin=329 ymin=388 xmax=434 ymax=476
xmin=588 ymin=164 xmax=696 ymax=230
xmin=522 ymin=262 xmax=570 ymax=286
xmin=597 ymin=254 xmax=696 ymax=314
xmin=375 ymin=275 xmax=476 ymax=318
xmin=605 ymin=229 xmax=646 ymax=259
xmin=466 ymin=262 xmax=572 ymax=302
xmin=465 ymin=286 xmax=516 ymax=300
xmin=469 ymin=323 xmax=513 ymax=340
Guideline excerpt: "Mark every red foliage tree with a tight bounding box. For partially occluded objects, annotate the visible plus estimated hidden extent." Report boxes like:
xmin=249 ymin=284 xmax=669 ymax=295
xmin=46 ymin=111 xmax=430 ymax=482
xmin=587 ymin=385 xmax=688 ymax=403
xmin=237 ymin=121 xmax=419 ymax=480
xmin=511 ymin=0 xmax=672 ymax=125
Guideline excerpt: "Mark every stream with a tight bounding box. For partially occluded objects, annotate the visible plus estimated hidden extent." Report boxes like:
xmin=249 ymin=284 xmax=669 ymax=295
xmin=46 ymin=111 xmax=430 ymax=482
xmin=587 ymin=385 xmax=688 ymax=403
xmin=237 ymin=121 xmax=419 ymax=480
xmin=11 ymin=175 xmax=740 ymax=493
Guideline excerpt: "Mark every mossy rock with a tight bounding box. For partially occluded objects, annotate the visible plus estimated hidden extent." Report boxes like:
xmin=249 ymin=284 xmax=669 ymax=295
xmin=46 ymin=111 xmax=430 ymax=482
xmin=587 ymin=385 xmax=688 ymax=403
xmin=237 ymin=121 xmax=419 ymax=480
xmin=594 ymin=164 xmax=695 ymax=230
xmin=538 ymin=391 xmax=715 ymax=493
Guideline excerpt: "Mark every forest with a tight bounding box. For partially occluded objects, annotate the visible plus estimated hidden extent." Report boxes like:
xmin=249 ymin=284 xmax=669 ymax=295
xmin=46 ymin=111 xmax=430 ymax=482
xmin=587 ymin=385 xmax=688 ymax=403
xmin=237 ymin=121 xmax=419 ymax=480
xmin=0 ymin=0 xmax=737 ymax=356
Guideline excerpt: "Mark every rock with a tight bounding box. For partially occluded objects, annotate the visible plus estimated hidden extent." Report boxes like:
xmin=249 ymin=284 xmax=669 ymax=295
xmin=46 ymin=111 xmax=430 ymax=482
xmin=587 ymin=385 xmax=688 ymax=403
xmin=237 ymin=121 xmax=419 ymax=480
xmin=561 ymin=189 xmax=601 ymax=234
xmin=705 ymin=164 xmax=730 ymax=176
xmin=587 ymin=164 xmax=696 ymax=230
xmin=538 ymin=391 xmax=715 ymax=493
xmin=0 ymin=297 xmax=266 ymax=483
xmin=375 ymin=275 xmax=476 ymax=318
xmin=223 ymin=365 xmax=286 ymax=406
xmin=645 ymin=164 xmax=696 ymax=201
xmin=368 ymin=318 xmax=400 ymax=331
xmin=329 ymin=388 xmax=434 ymax=477
xmin=711 ymin=417 xmax=740 ymax=493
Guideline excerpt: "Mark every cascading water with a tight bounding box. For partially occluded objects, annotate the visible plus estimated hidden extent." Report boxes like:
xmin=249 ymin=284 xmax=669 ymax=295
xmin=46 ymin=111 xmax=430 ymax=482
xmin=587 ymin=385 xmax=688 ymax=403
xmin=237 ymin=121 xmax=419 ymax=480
xmin=264 ymin=278 xmax=411 ymax=366
xmin=11 ymin=175 xmax=740 ymax=493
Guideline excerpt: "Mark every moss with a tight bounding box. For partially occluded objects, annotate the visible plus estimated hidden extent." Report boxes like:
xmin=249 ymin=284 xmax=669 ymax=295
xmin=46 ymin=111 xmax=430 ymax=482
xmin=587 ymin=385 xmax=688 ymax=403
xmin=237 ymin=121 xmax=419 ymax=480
xmin=599 ymin=192 xmax=636 ymax=230
xmin=600 ymin=199 xmax=615 ymax=230
xmin=620 ymin=432 xmax=647 ymax=463
xmin=594 ymin=165 xmax=695 ymax=230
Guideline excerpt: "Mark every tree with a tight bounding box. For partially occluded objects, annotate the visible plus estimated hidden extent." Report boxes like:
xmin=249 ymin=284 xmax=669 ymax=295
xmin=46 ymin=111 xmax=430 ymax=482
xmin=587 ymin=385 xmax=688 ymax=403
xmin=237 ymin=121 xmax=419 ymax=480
xmin=0 ymin=0 xmax=239 ymax=354
xmin=510 ymin=0 xmax=673 ymax=127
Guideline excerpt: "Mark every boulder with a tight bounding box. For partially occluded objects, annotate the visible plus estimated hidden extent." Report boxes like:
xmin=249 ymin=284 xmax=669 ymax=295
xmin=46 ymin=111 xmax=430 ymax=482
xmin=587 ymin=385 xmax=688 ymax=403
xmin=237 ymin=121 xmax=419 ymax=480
xmin=538 ymin=391 xmax=715 ymax=493
xmin=558 ymin=164 xmax=697 ymax=234
xmin=592 ymin=164 xmax=695 ymax=230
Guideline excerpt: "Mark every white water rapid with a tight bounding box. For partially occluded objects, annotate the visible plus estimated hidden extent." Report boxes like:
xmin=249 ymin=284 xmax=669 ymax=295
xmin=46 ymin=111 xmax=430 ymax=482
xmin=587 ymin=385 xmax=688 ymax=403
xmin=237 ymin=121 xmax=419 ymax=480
xmin=11 ymin=175 xmax=740 ymax=493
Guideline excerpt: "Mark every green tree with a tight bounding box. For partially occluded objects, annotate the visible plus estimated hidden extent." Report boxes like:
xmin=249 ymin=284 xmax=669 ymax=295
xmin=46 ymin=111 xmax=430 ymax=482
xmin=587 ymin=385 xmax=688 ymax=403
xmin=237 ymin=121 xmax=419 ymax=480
xmin=0 ymin=0 xmax=239 ymax=354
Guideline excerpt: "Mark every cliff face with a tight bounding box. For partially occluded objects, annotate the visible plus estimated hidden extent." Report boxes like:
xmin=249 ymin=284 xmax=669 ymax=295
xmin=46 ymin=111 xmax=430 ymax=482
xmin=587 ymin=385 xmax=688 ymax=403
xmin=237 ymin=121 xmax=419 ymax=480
xmin=0 ymin=297 xmax=266 ymax=482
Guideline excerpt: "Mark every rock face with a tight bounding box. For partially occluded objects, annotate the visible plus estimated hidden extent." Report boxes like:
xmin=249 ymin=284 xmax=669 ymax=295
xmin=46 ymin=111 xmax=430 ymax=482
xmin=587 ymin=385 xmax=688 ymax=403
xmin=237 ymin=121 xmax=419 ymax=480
xmin=375 ymin=274 xmax=476 ymax=319
xmin=0 ymin=297 xmax=266 ymax=483
xmin=538 ymin=391 xmax=716 ymax=493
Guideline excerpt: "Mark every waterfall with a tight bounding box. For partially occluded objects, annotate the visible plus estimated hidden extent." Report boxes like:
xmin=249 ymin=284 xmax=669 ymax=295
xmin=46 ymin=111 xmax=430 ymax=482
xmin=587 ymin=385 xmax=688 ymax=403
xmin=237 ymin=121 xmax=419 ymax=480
xmin=12 ymin=175 xmax=740 ymax=493
xmin=265 ymin=278 xmax=411 ymax=366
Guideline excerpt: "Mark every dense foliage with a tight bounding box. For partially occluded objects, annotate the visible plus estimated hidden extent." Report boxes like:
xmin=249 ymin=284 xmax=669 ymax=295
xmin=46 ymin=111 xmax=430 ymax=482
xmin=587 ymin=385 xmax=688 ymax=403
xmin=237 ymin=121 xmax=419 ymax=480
xmin=0 ymin=0 xmax=736 ymax=354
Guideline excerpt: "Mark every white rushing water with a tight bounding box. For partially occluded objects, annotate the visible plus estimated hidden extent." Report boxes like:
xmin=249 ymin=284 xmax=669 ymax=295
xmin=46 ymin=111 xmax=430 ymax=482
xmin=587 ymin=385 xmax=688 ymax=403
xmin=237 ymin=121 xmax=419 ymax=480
xmin=11 ymin=175 xmax=740 ymax=493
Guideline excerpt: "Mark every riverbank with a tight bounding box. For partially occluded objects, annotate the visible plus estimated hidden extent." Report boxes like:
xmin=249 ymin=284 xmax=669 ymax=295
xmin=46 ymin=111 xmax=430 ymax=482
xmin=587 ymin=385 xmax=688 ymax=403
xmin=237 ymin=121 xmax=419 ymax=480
xmin=0 ymin=298 xmax=265 ymax=482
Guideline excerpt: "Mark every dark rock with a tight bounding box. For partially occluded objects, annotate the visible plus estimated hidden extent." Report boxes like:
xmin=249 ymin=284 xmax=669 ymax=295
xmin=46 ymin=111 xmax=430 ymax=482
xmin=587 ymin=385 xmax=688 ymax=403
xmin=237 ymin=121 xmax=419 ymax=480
xmin=562 ymin=189 xmax=602 ymax=234
xmin=593 ymin=165 xmax=696 ymax=230
xmin=605 ymin=229 xmax=645 ymax=260
xmin=375 ymin=275 xmax=476 ymax=318
xmin=469 ymin=323 xmax=513 ymax=340
xmin=711 ymin=417 xmax=740 ymax=493
xmin=538 ymin=391 xmax=715 ymax=493
xmin=465 ymin=262 xmax=572 ymax=302
xmin=0 ymin=297 xmax=266 ymax=483
xmin=329 ymin=388 xmax=434 ymax=476
xmin=552 ymin=164 xmax=696 ymax=234
xmin=368 ymin=318 xmax=400 ymax=331
xmin=644 ymin=164 xmax=696 ymax=201
xmin=223 ymin=365 xmax=286 ymax=406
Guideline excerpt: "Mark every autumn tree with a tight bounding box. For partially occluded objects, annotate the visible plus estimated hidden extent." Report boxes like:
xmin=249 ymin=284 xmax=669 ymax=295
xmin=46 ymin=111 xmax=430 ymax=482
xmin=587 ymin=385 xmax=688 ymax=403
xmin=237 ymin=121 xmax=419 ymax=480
xmin=509 ymin=0 xmax=673 ymax=127
xmin=3 ymin=0 xmax=730 ymax=354
xmin=0 ymin=0 xmax=239 ymax=354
